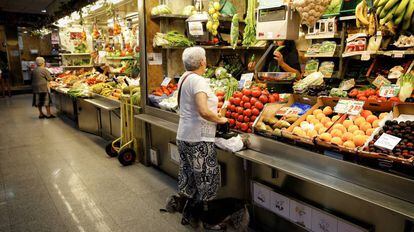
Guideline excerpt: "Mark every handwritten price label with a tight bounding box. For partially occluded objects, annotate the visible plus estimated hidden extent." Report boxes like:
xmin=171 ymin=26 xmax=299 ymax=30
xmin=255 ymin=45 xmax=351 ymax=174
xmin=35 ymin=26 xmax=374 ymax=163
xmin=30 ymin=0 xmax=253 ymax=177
xmin=161 ymin=77 xmax=172 ymax=87
xmin=379 ymin=85 xmax=400 ymax=97
xmin=334 ymin=99 xmax=364 ymax=115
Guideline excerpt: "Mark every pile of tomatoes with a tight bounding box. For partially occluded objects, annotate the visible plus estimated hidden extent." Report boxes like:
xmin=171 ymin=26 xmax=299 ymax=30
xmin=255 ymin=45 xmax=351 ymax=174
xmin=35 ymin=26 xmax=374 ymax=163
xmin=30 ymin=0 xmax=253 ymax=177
xmin=225 ymin=87 xmax=280 ymax=132
xmin=348 ymin=88 xmax=401 ymax=103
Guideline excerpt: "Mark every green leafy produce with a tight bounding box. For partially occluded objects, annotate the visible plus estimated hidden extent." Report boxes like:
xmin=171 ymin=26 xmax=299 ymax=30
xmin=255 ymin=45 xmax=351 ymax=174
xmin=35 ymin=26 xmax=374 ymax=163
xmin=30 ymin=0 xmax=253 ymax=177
xmin=230 ymin=14 xmax=239 ymax=49
xmin=324 ymin=0 xmax=342 ymax=15
xmin=329 ymin=88 xmax=348 ymax=97
xmin=153 ymin=31 xmax=194 ymax=47
xmin=242 ymin=0 xmax=257 ymax=47
xmin=131 ymin=92 xmax=141 ymax=106
xmin=151 ymin=5 xmax=172 ymax=15
xmin=399 ymin=73 xmax=414 ymax=102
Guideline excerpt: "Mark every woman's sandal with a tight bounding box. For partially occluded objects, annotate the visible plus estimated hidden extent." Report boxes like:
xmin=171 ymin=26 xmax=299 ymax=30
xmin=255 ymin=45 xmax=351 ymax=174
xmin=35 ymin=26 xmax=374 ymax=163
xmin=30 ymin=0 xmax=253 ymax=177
xmin=39 ymin=115 xmax=46 ymax=119
xmin=46 ymin=115 xmax=56 ymax=119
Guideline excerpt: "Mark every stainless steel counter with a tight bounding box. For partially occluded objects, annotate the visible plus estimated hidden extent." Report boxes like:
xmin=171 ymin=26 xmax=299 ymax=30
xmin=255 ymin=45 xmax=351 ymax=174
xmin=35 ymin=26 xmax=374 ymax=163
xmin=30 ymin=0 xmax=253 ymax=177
xmin=139 ymin=109 xmax=414 ymax=232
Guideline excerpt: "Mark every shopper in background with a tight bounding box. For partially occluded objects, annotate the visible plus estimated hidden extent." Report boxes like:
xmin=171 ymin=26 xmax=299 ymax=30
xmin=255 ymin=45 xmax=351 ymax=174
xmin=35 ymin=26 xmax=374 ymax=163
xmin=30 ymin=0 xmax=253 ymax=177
xmin=0 ymin=53 xmax=11 ymax=97
xmin=248 ymin=40 xmax=302 ymax=79
xmin=32 ymin=57 xmax=55 ymax=119
xmin=176 ymin=47 xmax=227 ymax=227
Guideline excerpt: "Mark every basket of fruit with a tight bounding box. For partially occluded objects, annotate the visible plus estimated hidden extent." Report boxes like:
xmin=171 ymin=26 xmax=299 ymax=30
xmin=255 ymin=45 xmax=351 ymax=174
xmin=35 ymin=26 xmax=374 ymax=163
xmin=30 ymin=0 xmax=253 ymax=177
xmin=359 ymin=104 xmax=414 ymax=170
xmin=315 ymin=102 xmax=392 ymax=155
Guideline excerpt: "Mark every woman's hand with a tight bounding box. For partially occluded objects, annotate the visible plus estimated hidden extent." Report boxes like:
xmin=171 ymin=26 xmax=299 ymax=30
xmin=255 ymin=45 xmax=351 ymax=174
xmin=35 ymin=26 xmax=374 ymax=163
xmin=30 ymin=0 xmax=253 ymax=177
xmin=273 ymin=51 xmax=285 ymax=65
xmin=217 ymin=116 xmax=228 ymax=124
xmin=247 ymin=61 xmax=256 ymax=72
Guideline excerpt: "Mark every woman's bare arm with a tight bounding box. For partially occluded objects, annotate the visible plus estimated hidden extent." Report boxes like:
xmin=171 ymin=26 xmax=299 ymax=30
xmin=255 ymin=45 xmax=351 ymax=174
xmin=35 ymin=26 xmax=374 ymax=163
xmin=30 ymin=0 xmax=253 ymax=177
xmin=195 ymin=92 xmax=227 ymax=124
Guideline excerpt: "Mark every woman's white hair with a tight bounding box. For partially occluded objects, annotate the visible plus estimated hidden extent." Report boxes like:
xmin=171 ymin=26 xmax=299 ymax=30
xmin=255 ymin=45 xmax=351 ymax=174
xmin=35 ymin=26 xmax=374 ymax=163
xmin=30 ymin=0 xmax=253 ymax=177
xmin=35 ymin=57 xmax=45 ymax=66
xmin=182 ymin=47 xmax=206 ymax=71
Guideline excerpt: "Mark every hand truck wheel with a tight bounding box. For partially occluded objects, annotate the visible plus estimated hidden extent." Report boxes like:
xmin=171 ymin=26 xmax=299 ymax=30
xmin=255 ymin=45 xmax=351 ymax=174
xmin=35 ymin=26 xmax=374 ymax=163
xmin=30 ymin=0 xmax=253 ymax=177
xmin=118 ymin=148 xmax=136 ymax=166
xmin=105 ymin=140 xmax=120 ymax=157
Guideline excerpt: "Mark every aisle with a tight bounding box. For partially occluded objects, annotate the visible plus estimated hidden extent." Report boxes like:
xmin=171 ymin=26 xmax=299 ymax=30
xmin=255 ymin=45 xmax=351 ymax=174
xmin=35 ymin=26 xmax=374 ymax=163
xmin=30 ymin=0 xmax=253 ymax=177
xmin=0 ymin=94 xmax=191 ymax=232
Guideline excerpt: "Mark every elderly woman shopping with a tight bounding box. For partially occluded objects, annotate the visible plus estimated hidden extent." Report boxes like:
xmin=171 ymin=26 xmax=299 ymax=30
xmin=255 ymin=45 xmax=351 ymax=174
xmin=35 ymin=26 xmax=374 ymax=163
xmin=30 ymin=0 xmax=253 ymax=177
xmin=176 ymin=47 xmax=227 ymax=227
xmin=32 ymin=57 xmax=55 ymax=119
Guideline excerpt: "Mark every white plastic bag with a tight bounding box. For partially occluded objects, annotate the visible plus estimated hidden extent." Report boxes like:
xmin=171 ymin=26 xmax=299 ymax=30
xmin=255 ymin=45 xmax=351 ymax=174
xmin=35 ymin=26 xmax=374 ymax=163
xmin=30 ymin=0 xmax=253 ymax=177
xmin=215 ymin=135 xmax=244 ymax=152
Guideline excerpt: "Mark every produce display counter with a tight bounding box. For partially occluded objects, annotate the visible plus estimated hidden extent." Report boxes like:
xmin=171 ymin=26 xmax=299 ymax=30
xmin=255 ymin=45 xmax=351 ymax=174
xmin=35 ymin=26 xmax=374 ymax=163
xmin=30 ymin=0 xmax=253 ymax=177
xmin=52 ymin=88 xmax=78 ymax=123
xmin=138 ymin=109 xmax=414 ymax=231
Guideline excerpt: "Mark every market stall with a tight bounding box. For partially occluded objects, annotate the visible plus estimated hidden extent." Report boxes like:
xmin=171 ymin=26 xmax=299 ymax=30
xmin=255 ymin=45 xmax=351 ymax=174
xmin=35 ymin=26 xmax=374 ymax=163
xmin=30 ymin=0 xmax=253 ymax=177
xmin=49 ymin=0 xmax=143 ymax=162
xmin=136 ymin=0 xmax=414 ymax=231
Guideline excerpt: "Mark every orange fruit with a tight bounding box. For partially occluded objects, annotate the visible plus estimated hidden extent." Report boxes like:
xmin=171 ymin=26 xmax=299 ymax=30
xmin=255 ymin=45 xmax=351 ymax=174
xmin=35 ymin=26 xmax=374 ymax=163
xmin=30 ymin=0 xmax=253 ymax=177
xmin=342 ymin=120 xmax=354 ymax=129
xmin=313 ymin=109 xmax=323 ymax=116
xmin=361 ymin=110 xmax=373 ymax=119
xmin=354 ymin=117 xmax=366 ymax=127
xmin=353 ymin=135 xmax=366 ymax=147
xmin=331 ymin=137 xmax=343 ymax=146
xmin=366 ymin=128 xmax=375 ymax=136
xmin=306 ymin=115 xmax=316 ymax=122
xmin=320 ymin=132 xmax=332 ymax=142
xmin=343 ymin=141 xmax=356 ymax=149
xmin=342 ymin=132 xmax=354 ymax=142
xmin=366 ymin=115 xmax=378 ymax=124
xmin=331 ymin=115 xmax=340 ymax=122
xmin=330 ymin=129 xmax=343 ymax=138
xmin=348 ymin=125 xmax=359 ymax=133
xmin=372 ymin=119 xmax=380 ymax=128
xmin=320 ymin=117 xmax=331 ymax=125
xmin=353 ymin=130 xmax=365 ymax=136
xmin=360 ymin=122 xmax=372 ymax=132
xmin=332 ymin=124 xmax=347 ymax=133
xmin=323 ymin=106 xmax=333 ymax=116
xmin=316 ymin=113 xmax=326 ymax=121
xmin=379 ymin=112 xmax=388 ymax=120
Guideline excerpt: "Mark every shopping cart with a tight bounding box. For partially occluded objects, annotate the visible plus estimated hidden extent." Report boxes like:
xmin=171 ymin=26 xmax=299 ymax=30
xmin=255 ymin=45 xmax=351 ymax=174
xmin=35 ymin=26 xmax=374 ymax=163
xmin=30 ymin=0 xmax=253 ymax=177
xmin=105 ymin=95 xmax=139 ymax=166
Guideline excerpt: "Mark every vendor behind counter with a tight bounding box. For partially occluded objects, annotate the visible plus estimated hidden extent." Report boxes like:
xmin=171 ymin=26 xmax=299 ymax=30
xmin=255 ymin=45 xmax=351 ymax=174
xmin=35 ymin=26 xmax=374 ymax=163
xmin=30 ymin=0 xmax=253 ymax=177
xmin=249 ymin=40 xmax=302 ymax=79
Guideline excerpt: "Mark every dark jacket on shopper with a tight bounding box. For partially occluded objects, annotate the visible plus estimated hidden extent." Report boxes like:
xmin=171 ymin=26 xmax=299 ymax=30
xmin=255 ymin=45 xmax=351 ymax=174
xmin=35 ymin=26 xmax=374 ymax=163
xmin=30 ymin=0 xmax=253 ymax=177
xmin=32 ymin=67 xmax=52 ymax=93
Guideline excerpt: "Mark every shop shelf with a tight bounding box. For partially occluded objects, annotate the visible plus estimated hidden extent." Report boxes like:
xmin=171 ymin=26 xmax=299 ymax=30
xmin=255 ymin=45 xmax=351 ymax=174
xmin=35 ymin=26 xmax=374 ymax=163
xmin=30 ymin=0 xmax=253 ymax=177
xmin=339 ymin=15 xmax=356 ymax=21
xmin=155 ymin=45 xmax=267 ymax=50
xmin=106 ymin=56 xmax=136 ymax=60
xmin=304 ymin=53 xmax=339 ymax=58
xmin=305 ymin=33 xmax=340 ymax=40
xmin=60 ymin=53 xmax=91 ymax=56
xmin=151 ymin=14 xmax=244 ymax=23
xmin=61 ymin=65 xmax=94 ymax=68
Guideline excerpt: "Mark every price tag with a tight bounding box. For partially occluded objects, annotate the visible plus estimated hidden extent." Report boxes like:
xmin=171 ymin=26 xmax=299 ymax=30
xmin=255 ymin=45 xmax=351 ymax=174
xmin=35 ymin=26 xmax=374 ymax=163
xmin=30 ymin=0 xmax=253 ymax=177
xmin=238 ymin=73 xmax=254 ymax=89
xmin=276 ymin=107 xmax=300 ymax=116
xmin=161 ymin=77 xmax=172 ymax=87
xmin=361 ymin=52 xmax=370 ymax=61
xmin=334 ymin=99 xmax=364 ymax=115
xmin=374 ymin=133 xmax=401 ymax=150
xmin=372 ymin=75 xmax=391 ymax=88
xmin=393 ymin=51 xmax=404 ymax=58
xmin=379 ymin=85 xmax=400 ymax=97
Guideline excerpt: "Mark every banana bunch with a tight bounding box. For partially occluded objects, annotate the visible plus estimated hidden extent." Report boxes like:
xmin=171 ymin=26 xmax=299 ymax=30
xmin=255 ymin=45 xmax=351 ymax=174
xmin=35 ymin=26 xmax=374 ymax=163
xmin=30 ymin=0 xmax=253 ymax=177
xmin=374 ymin=0 xmax=414 ymax=31
xmin=355 ymin=0 xmax=377 ymax=36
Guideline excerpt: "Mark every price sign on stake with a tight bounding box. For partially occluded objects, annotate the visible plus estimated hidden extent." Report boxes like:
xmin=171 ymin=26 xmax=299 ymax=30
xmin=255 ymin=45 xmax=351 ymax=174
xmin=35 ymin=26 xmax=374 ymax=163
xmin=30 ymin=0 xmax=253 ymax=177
xmin=161 ymin=77 xmax=172 ymax=87
xmin=374 ymin=133 xmax=402 ymax=150
xmin=379 ymin=85 xmax=400 ymax=97
xmin=334 ymin=99 xmax=364 ymax=115
xmin=239 ymin=73 xmax=254 ymax=89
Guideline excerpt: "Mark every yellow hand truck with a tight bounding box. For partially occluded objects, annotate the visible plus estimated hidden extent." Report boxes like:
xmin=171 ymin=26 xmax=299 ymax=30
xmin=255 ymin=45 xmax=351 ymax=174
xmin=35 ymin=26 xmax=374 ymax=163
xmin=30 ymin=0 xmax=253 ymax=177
xmin=105 ymin=95 xmax=139 ymax=166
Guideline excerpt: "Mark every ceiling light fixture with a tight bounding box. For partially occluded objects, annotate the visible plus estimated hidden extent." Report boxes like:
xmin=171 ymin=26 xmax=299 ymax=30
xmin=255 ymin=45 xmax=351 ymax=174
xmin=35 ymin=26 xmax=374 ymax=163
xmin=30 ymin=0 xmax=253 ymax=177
xmin=41 ymin=9 xmax=47 ymax=13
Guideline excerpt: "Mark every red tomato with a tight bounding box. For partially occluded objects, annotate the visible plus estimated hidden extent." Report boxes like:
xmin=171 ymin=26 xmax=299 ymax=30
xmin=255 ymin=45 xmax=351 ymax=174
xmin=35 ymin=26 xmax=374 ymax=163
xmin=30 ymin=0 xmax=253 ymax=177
xmin=235 ymin=121 xmax=241 ymax=129
xmin=233 ymin=97 xmax=241 ymax=106
xmin=251 ymin=90 xmax=261 ymax=98
xmin=251 ymin=115 xmax=257 ymax=121
xmin=269 ymin=95 xmax=276 ymax=103
xmin=218 ymin=96 xmax=224 ymax=102
xmin=213 ymin=37 xmax=219 ymax=44
xmin=248 ymin=122 xmax=254 ymax=128
xmin=242 ymin=89 xmax=252 ymax=96
xmin=237 ymin=107 xmax=244 ymax=114
xmin=368 ymin=95 xmax=377 ymax=100
xmin=237 ymin=115 xmax=244 ymax=122
xmin=389 ymin=97 xmax=400 ymax=103
xmin=262 ymin=89 xmax=270 ymax=95
xmin=358 ymin=96 xmax=367 ymax=101
xmin=259 ymin=95 xmax=268 ymax=104
xmin=252 ymin=108 xmax=260 ymax=116
xmin=244 ymin=102 xmax=251 ymax=109
xmin=255 ymin=102 xmax=264 ymax=110
xmin=232 ymin=112 xmax=238 ymax=119
xmin=228 ymin=119 xmax=235 ymax=125
xmin=229 ymin=97 xmax=235 ymax=104
xmin=247 ymin=129 xmax=252 ymax=133
xmin=272 ymin=93 xmax=280 ymax=101
xmin=239 ymin=101 xmax=244 ymax=107
xmin=244 ymin=116 xmax=250 ymax=122
xmin=379 ymin=97 xmax=387 ymax=102
xmin=230 ymin=104 xmax=236 ymax=112
xmin=250 ymin=97 xmax=258 ymax=105
xmin=242 ymin=95 xmax=250 ymax=103
xmin=225 ymin=111 xmax=231 ymax=118
xmin=218 ymin=102 xmax=223 ymax=108
xmin=356 ymin=94 xmax=365 ymax=99
xmin=241 ymin=123 xmax=248 ymax=131
xmin=243 ymin=109 xmax=252 ymax=117
xmin=233 ymin=91 xmax=243 ymax=99
xmin=216 ymin=90 xmax=225 ymax=97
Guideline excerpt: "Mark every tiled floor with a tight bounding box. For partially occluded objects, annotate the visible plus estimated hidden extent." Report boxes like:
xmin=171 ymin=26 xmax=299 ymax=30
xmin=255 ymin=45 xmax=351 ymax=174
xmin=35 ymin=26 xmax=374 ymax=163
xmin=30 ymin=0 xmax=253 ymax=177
xmin=0 ymin=94 xmax=192 ymax=232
